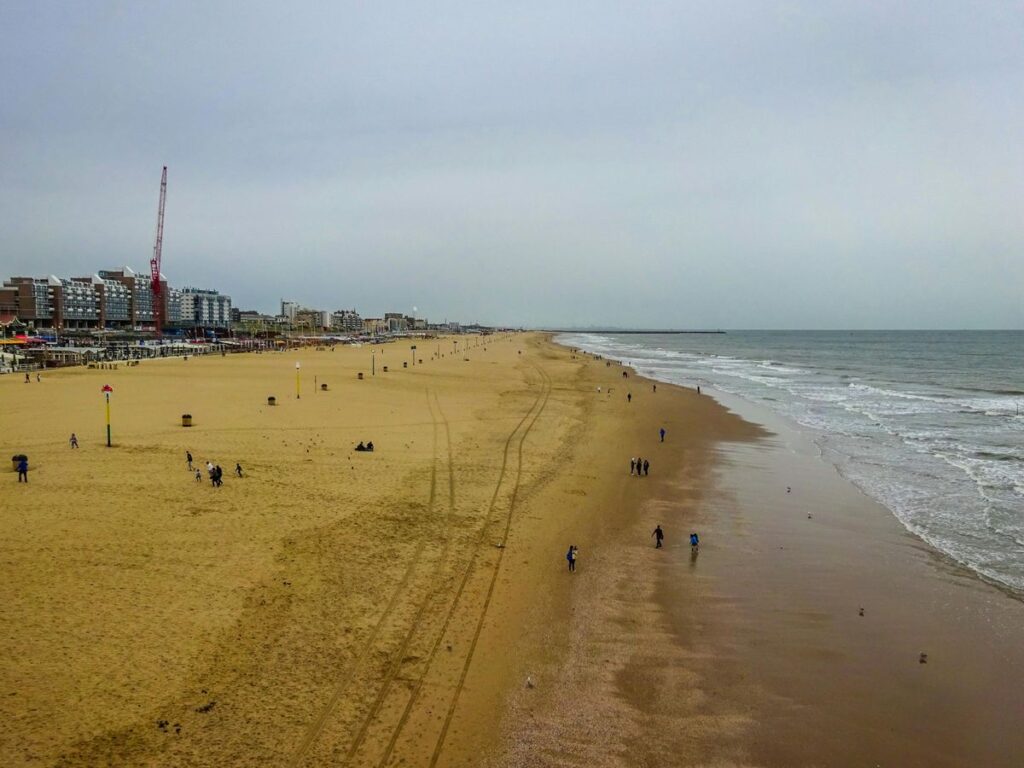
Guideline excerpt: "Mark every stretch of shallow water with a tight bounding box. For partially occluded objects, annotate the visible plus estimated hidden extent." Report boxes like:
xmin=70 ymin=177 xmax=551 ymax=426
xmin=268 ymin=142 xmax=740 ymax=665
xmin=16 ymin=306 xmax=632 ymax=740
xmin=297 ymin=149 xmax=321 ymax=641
xmin=557 ymin=331 xmax=1024 ymax=594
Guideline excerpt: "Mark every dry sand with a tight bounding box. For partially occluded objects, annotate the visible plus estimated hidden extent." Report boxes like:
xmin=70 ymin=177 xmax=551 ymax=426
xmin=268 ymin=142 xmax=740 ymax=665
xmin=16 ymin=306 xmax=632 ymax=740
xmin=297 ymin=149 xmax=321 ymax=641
xmin=3 ymin=334 xmax=1022 ymax=767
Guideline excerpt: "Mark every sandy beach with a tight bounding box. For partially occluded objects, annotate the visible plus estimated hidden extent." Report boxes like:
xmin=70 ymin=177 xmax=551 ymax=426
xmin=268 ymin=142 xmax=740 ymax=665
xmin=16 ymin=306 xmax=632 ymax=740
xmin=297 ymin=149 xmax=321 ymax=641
xmin=2 ymin=334 xmax=1023 ymax=767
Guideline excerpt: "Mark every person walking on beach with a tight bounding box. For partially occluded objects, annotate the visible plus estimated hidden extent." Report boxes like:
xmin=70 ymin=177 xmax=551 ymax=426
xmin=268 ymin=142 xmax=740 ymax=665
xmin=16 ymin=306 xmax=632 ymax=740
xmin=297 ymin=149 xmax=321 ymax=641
xmin=652 ymin=525 xmax=664 ymax=548
xmin=659 ymin=428 xmax=665 ymax=442
xmin=16 ymin=456 xmax=28 ymax=482
xmin=214 ymin=465 xmax=223 ymax=487
xmin=235 ymin=463 xmax=243 ymax=478
xmin=643 ymin=459 xmax=650 ymax=476
xmin=627 ymin=392 xmax=632 ymax=403
xmin=69 ymin=433 xmax=78 ymax=449
xmin=566 ymin=545 xmax=577 ymax=572
xmin=697 ymin=386 xmax=701 ymax=395
xmin=653 ymin=384 xmax=657 ymax=393
xmin=630 ymin=457 xmax=637 ymax=475
xmin=186 ymin=451 xmax=193 ymax=471
xmin=690 ymin=532 xmax=700 ymax=550
xmin=194 ymin=468 xmax=202 ymax=483
xmin=636 ymin=457 xmax=643 ymax=477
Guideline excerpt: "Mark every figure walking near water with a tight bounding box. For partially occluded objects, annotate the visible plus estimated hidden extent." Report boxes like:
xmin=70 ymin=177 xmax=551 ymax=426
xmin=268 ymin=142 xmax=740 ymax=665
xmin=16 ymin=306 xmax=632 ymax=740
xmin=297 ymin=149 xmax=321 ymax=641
xmin=627 ymin=392 xmax=632 ymax=403
xmin=652 ymin=525 xmax=664 ymax=548
xmin=566 ymin=545 xmax=577 ymax=572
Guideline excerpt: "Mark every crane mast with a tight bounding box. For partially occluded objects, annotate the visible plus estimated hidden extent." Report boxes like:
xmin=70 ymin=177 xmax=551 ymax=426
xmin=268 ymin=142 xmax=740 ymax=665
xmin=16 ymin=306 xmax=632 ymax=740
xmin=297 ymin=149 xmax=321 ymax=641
xmin=150 ymin=166 xmax=167 ymax=334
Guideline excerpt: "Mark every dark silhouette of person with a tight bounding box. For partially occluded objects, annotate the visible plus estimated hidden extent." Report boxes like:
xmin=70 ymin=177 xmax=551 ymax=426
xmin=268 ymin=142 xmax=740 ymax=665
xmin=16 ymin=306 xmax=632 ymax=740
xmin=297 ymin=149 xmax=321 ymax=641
xmin=186 ymin=451 xmax=193 ymax=470
xmin=17 ymin=457 xmax=28 ymax=482
xmin=366 ymin=441 xmax=374 ymax=452
xmin=355 ymin=441 xmax=366 ymax=451
xmin=659 ymin=428 xmax=665 ymax=442
xmin=627 ymin=393 xmax=632 ymax=403
xmin=566 ymin=545 xmax=577 ymax=572
xmin=235 ymin=463 xmax=243 ymax=477
xmin=643 ymin=459 xmax=650 ymax=476
xmin=690 ymin=532 xmax=700 ymax=549
xmin=70 ymin=433 xmax=79 ymax=448
xmin=652 ymin=525 xmax=664 ymax=548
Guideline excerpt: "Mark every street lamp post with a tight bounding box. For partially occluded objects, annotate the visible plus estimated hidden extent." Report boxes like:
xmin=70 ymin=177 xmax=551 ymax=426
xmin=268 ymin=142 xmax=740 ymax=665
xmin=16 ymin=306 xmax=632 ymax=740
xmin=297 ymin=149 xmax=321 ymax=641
xmin=411 ymin=345 xmax=416 ymax=366
xmin=295 ymin=361 xmax=301 ymax=399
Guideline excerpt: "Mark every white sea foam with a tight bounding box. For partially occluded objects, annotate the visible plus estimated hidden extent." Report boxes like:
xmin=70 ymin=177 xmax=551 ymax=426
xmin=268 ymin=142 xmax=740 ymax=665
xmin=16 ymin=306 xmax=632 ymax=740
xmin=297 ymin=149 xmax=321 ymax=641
xmin=558 ymin=331 xmax=1024 ymax=594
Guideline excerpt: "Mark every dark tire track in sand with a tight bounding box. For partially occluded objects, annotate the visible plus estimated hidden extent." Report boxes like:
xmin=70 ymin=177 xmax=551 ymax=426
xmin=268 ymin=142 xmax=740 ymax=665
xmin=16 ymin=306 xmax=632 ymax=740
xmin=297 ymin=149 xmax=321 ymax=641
xmin=372 ymin=366 xmax=550 ymax=768
xmin=343 ymin=391 xmax=458 ymax=763
xmin=287 ymin=389 xmax=444 ymax=768
xmin=425 ymin=361 xmax=551 ymax=768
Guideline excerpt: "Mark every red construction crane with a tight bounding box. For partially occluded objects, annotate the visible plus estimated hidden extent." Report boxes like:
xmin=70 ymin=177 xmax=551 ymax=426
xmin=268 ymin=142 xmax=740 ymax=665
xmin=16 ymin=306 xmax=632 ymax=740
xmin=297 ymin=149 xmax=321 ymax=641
xmin=150 ymin=165 xmax=167 ymax=334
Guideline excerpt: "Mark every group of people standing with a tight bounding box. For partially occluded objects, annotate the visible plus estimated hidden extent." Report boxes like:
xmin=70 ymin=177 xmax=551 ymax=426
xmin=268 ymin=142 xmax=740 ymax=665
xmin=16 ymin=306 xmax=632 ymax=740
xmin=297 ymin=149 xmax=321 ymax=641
xmin=187 ymin=451 xmax=242 ymax=487
xmin=630 ymin=457 xmax=650 ymax=476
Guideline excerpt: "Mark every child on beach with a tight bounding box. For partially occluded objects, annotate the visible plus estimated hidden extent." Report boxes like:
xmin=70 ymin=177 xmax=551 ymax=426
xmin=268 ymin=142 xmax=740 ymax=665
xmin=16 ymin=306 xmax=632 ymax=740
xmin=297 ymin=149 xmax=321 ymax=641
xmin=194 ymin=469 xmax=202 ymax=482
xmin=235 ymin=463 xmax=243 ymax=477
xmin=690 ymin=532 xmax=700 ymax=550
xmin=69 ymin=433 xmax=78 ymax=448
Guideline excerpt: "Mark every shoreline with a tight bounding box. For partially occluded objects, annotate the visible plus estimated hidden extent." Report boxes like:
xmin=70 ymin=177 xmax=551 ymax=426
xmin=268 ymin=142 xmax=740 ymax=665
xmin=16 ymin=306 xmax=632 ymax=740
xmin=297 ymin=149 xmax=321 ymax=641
xmin=524 ymin=335 xmax=1024 ymax=767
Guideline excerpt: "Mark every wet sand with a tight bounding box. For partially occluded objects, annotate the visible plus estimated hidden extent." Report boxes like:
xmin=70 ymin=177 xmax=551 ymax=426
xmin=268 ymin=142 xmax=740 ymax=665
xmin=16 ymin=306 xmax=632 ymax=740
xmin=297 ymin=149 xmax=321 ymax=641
xmin=485 ymin=344 xmax=1024 ymax=767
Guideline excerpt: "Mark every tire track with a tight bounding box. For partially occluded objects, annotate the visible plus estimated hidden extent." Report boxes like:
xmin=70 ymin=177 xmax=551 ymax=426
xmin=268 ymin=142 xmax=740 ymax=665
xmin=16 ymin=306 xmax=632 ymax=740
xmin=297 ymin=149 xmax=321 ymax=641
xmin=370 ymin=363 xmax=550 ymax=768
xmin=287 ymin=389 xmax=442 ymax=768
xmin=343 ymin=392 xmax=457 ymax=763
xmin=426 ymin=361 xmax=551 ymax=768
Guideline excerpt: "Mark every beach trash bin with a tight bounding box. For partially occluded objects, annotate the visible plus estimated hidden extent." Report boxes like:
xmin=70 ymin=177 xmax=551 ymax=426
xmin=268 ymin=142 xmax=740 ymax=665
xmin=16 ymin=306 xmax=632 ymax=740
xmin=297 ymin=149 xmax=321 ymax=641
xmin=12 ymin=454 xmax=27 ymax=472
xmin=181 ymin=414 xmax=192 ymax=427
xmin=357 ymin=372 xmax=364 ymax=380
xmin=268 ymin=396 xmax=277 ymax=406
xmin=383 ymin=366 xmax=388 ymax=372
xmin=320 ymin=383 xmax=328 ymax=391
xmin=403 ymin=361 xmax=408 ymax=368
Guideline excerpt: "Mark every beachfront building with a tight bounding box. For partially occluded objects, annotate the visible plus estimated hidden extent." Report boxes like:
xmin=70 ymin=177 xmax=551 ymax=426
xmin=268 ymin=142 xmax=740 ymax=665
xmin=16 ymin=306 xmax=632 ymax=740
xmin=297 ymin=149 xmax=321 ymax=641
xmin=49 ymin=276 xmax=100 ymax=330
xmin=2 ymin=277 xmax=54 ymax=328
xmin=98 ymin=267 xmax=159 ymax=329
xmin=384 ymin=312 xmax=408 ymax=333
xmin=180 ymin=288 xmax=232 ymax=328
xmin=281 ymin=300 xmax=300 ymax=323
xmin=331 ymin=309 xmax=363 ymax=333
xmin=362 ymin=317 xmax=388 ymax=335
xmin=166 ymin=287 xmax=183 ymax=325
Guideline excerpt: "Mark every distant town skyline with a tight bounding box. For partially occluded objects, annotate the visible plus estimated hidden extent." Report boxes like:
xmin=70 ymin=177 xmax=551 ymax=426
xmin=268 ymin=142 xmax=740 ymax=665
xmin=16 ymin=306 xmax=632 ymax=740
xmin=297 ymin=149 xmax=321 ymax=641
xmin=2 ymin=3 xmax=1022 ymax=329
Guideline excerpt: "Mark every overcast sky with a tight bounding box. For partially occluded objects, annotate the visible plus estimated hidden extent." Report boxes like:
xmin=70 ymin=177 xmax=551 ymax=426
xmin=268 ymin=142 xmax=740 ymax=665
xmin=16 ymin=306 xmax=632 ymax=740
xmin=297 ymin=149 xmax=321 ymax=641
xmin=1 ymin=2 xmax=1022 ymax=328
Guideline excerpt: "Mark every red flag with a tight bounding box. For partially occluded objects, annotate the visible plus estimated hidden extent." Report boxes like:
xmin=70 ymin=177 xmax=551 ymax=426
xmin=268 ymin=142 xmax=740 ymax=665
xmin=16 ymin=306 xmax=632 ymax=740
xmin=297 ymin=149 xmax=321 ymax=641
xmin=101 ymin=384 xmax=113 ymax=392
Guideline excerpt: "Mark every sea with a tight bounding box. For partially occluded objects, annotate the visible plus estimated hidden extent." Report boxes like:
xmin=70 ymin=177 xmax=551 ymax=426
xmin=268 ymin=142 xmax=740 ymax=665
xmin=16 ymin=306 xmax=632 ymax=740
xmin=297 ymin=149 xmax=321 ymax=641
xmin=556 ymin=331 xmax=1024 ymax=594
